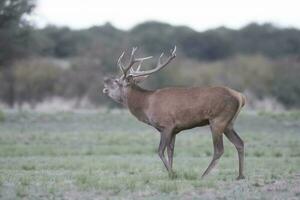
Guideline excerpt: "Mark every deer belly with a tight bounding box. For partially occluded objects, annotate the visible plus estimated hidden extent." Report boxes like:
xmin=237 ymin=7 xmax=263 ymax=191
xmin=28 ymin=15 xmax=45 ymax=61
xmin=172 ymin=108 xmax=209 ymax=130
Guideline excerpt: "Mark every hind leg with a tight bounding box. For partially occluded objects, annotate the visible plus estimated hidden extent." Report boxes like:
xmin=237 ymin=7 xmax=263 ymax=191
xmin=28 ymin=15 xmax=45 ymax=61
xmin=201 ymin=122 xmax=224 ymax=178
xmin=224 ymin=126 xmax=245 ymax=180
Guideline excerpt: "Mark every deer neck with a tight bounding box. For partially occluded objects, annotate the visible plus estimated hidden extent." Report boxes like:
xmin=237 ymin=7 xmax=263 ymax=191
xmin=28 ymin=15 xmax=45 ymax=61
xmin=124 ymin=85 xmax=152 ymax=124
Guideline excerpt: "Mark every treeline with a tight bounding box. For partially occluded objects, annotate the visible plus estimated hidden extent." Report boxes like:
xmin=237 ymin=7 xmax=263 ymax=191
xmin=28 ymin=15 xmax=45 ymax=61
xmin=1 ymin=0 xmax=300 ymax=109
xmin=32 ymin=22 xmax=300 ymax=61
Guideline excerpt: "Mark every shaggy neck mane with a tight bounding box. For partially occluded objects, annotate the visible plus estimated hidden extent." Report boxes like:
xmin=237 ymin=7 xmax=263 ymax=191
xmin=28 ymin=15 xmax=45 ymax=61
xmin=124 ymin=85 xmax=152 ymax=123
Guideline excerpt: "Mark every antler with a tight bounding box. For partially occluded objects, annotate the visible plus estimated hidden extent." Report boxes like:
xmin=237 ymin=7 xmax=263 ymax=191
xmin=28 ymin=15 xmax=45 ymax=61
xmin=128 ymin=46 xmax=176 ymax=78
xmin=117 ymin=47 xmax=152 ymax=79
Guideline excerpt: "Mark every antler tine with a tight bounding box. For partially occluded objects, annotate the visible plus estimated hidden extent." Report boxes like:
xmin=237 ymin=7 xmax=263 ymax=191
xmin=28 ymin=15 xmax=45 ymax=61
xmin=129 ymin=46 xmax=176 ymax=78
xmin=125 ymin=47 xmax=138 ymax=70
xmin=171 ymin=45 xmax=176 ymax=55
xmin=136 ymin=61 xmax=143 ymax=72
xmin=135 ymin=56 xmax=153 ymax=62
xmin=117 ymin=51 xmax=125 ymax=74
xmin=131 ymin=47 xmax=138 ymax=55
xmin=157 ymin=53 xmax=164 ymax=66
xmin=118 ymin=47 xmax=140 ymax=78
xmin=128 ymin=56 xmax=153 ymax=74
xmin=136 ymin=56 xmax=153 ymax=71
xmin=118 ymin=46 xmax=175 ymax=79
xmin=130 ymin=67 xmax=134 ymax=73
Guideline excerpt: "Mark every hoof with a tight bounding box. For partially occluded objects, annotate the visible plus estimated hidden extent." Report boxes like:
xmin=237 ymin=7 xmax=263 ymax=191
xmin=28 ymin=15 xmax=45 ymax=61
xmin=236 ymin=175 xmax=245 ymax=180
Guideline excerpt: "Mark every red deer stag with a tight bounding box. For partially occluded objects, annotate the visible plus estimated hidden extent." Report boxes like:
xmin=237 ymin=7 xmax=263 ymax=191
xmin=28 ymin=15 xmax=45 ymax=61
xmin=103 ymin=46 xmax=246 ymax=179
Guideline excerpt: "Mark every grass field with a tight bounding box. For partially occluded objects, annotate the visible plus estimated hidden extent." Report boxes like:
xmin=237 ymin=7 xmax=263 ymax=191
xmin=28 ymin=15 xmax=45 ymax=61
xmin=0 ymin=109 xmax=299 ymax=199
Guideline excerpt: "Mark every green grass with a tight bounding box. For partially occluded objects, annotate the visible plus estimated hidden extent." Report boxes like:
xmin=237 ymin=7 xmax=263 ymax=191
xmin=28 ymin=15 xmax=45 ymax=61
xmin=0 ymin=110 xmax=299 ymax=199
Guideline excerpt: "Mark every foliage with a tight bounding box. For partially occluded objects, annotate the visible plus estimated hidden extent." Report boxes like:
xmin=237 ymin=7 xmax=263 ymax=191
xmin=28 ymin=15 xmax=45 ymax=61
xmin=0 ymin=0 xmax=36 ymax=106
xmin=0 ymin=0 xmax=36 ymax=66
xmin=270 ymin=57 xmax=300 ymax=108
xmin=31 ymin=21 xmax=300 ymax=62
xmin=20 ymin=22 xmax=300 ymax=108
xmin=58 ymin=57 xmax=104 ymax=106
xmin=1 ymin=5 xmax=300 ymax=108
xmin=13 ymin=58 xmax=63 ymax=108
xmin=181 ymin=30 xmax=234 ymax=61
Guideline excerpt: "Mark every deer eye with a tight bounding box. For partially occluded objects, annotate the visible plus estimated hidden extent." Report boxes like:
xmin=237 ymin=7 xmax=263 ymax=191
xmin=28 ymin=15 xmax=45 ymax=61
xmin=114 ymin=80 xmax=123 ymax=86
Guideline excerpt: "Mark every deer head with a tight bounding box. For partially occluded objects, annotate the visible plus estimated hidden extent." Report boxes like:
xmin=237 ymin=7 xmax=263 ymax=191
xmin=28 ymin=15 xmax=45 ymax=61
xmin=103 ymin=46 xmax=176 ymax=104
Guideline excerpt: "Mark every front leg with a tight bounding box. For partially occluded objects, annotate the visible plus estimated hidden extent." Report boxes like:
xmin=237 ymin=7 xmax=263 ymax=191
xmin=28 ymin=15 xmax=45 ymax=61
xmin=167 ymin=135 xmax=176 ymax=169
xmin=158 ymin=132 xmax=172 ymax=173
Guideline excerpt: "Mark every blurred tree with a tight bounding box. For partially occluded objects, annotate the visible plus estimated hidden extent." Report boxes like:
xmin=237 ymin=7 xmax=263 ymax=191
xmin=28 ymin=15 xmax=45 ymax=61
xmin=181 ymin=31 xmax=234 ymax=61
xmin=236 ymin=23 xmax=300 ymax=57
xmin=271 ymin=57 xmax=300 ymax=108
xmin=13 ymin=58 xmax=62 ymax=108
xmin=38 ymin=26 xmax=92 ymax=58
xmin=1 ymin=18 xmax=300 ymax=108
xmin=0 ymin=0 xmax=36 ymax=107
xmin=58 ymin=57 xmax=102 ymax=107
xmin=130 ymin=21 xmax=177 ymax=53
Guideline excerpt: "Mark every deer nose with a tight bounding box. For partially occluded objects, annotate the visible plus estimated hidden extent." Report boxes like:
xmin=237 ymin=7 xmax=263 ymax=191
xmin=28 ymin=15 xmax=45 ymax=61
xmin=103 ymin=88 xmax=108 ymax=94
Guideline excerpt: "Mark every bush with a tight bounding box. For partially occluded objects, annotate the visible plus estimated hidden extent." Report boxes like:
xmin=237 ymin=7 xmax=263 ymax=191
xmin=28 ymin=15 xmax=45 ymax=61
xmin=13 ymin=58 xmax=63 ymax=108
xmin=271 ymin=57 xmax=300 ymax=108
